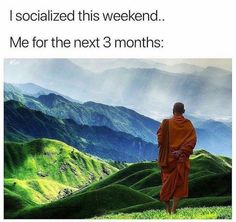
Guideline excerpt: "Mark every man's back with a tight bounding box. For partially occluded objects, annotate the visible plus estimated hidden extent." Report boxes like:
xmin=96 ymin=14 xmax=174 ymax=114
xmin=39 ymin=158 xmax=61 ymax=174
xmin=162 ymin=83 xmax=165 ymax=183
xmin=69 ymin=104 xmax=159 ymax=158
xmin=157 ymin=114 xmax=196 ymax=154
xmin=168 ymin=114 xmax=196 ymax=151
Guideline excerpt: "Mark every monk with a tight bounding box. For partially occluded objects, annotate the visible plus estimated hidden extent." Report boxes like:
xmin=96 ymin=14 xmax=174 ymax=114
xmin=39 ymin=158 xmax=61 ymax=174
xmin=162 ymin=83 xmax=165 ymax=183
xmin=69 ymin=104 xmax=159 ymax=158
xmin=157 ymin=102 xmax=197 ymax=214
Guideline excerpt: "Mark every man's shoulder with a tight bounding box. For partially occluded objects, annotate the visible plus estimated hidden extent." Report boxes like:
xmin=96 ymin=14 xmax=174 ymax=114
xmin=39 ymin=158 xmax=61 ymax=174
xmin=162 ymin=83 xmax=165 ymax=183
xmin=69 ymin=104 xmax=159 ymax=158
xmin=184 ymin=118 xmax=195 ymax=127
xmin=161 ymin=119 xmax=169 ymax=124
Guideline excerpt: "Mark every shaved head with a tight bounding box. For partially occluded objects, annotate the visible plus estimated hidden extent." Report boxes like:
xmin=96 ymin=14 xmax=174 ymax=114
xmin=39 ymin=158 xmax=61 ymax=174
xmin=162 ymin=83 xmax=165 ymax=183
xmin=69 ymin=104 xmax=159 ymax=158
xmin=173 ymin=102 xmax=185 ymax=114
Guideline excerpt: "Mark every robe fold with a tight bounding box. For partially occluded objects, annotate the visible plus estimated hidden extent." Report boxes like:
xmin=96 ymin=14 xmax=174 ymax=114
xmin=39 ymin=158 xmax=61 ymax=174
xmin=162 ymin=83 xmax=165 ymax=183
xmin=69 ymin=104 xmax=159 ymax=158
xmin=157 ymin=114 xmax=197 ymax=201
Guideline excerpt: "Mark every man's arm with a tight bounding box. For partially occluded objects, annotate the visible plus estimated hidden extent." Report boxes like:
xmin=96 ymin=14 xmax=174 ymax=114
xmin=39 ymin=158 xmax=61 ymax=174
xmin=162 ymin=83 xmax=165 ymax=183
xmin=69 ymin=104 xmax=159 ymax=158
xmin=173 ymin=122 xmax=197 ymax=160
xmin=180 ymin=123 xmax=197 ymax=156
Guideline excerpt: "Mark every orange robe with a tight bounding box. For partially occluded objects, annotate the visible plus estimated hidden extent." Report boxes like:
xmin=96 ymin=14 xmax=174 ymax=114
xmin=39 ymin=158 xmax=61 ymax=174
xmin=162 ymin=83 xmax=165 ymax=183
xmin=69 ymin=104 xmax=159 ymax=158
xmin=157 ymin=114 xmax=197 ymax=201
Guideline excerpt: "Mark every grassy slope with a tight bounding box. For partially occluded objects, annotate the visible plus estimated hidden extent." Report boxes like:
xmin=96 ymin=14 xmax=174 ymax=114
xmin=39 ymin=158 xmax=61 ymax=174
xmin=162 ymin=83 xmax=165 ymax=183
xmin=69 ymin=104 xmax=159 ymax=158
xmin=108 ymin=196 xmax=231 ymax=215
xmin=4 ymin=139 xmax=118 ymax=207
xmin=80 ymin=149 xmax=231 ymax=196
xmin=190 ymin=150 xmax=231 ymax=173
xmin=4 ymin=188 xmax=37 ymax=219
xmin=13 ymin=193 xmax=232 ymax=219
xmin=5 ymin=146 xmax=232 ymax=219
xmin=7 ymin=149 xmax=232 ymax=219
xmin=4 ymin=178 xmax=77 ymax=204
xmin=95 ymin=206 xmax=232 ymax=219
xmin=79 ymin=162 xmax=158 ymax=193
xmin=15 ymin=184 xmax=155 ymax=219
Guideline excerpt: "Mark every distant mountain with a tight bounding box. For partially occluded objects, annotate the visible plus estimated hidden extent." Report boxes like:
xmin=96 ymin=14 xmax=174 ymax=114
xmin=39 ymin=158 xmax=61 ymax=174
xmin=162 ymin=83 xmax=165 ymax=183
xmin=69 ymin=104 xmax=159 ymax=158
xmin=4 ymin=83 xmax=25 ymax=103
xmin=154 ymin=62 xmax=204 ymax=74
xmin=4 ymin=82 xmax=232 ymax=156
xmin=98 ymin=66 xmax=231 ymax=118
xmin=14 ymin=83 xmax=57 ymax=97
xmin=4 ymin=85 xmax=159 ymax=144
xmin=195 ymin=120 xmax=231 ymax=155
xmin=5 ymin=82 xmax=78 ymax=102
xmin=4 ymin=100 xmax=157 ymax=162
xmin=4 ymin=59 xmax=231 ymax=120
xmin=71 ymin=59 xmax=204 ymax=73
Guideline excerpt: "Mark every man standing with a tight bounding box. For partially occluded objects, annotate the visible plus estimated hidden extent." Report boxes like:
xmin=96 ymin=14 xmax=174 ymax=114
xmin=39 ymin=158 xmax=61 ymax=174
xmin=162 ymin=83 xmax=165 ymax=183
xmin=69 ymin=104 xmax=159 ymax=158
xmin=157 ymin=102 xmax=197 ymax=214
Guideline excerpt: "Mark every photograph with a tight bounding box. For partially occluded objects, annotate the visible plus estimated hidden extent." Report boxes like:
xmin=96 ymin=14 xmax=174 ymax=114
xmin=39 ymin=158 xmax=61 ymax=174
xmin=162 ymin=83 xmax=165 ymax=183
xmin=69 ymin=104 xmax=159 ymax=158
xmin=4 ymin=58 xmax=232 ymax=219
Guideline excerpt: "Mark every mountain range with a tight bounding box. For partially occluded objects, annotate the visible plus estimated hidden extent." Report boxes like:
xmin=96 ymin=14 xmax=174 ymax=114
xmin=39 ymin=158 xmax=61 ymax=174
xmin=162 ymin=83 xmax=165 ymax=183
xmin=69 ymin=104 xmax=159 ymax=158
xmin=70 ymin=59 xmax=206 ymax=73
xmin=4 ymin=82 xmax=159 ymax=143
xmin=4 ymin=82 xmax=232 ymax=156
xmin=5 ymin=100 xmax=157 ymax=162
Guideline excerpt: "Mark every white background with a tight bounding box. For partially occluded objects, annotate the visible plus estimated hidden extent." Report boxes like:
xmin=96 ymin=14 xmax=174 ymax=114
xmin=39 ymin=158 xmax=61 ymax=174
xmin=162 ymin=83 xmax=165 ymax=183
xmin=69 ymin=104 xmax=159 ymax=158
xmin=0 ymin=0 xmax=235 ymax=221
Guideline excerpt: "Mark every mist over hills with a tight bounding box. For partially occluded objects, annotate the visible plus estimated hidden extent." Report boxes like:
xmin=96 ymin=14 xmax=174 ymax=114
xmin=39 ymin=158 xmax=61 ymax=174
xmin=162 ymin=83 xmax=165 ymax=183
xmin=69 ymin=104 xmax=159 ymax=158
xmin=70 ymin=59 xmax=205 ymax=73
xmin=4 ymin=59 xmax=231 ymax=121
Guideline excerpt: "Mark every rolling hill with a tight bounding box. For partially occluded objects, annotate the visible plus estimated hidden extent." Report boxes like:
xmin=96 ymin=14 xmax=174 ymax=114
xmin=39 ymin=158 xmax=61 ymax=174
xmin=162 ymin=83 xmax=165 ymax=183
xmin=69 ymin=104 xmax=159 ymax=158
xmin=4 ymin=100 xmax=157 ymax=162
xmin=4 ymin=138 xmax=118 ymax=218
xmin=79 ymin=150 xmax=231 ymax=196
xmin=5 ymin=147 xmax=231 ymax=219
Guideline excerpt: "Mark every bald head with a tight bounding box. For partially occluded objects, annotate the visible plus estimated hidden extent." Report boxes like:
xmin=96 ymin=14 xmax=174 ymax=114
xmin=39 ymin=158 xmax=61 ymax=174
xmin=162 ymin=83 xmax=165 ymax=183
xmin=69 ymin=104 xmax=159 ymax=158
xmin=173 ymin=102 xmax=185 ymax=114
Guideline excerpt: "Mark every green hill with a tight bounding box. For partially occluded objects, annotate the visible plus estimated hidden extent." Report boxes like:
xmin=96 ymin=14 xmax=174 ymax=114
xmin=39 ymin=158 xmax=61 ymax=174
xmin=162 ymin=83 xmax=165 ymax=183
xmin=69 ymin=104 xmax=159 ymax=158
xmin=80 ymin=149 xmax=231 ymax=195
xmin=4 ymin=138 xmax=118 ymax=213
xmin=79 ymin=162 xmax=158 ymax=193
xmin=190 ymin=149 xmax=231 ymax=173
xmin=14 ymin=184 xmax=155 ymax=219
xmin=4 ymin=146 xmax=232 ymax=219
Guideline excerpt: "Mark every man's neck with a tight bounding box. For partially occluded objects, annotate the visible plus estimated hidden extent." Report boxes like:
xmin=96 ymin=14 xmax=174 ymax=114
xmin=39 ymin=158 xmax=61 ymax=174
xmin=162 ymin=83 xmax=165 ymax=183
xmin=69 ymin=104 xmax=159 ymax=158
xmin=173 ymin=113 xmax=183 ymax=116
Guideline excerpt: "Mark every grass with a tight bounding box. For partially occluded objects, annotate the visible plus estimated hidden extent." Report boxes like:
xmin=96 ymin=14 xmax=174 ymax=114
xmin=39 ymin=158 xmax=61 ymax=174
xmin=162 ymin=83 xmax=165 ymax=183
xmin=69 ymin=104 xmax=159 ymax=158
xmin=4 ymin=141 xmax=232 ymax=219
xmin=4 ymin=188 xmax=37 ymax=219
xmin=131 ymin=171 xmax=161 ymax=190
xmin=4 ymin=138 xmax=118 ymax=217
xmin=95 ymin=206 xmax=232 ymax=219
xmin=190 ymin=149 xmax=232 ymax=173
xmin=13 ymin=184 xmax=155 ymax=219
xmin=5 ymin=139 xmax=118 ymax=188
xmin=4 ymin=178 xmax=77 ymax=204
xmin=80 ymin=149 xmax=231 ymax=198
xmin=10 ymin=193 xmax=231 ymax=219
xmin=111 ymin=196 xmax=231 ymax=214
xmin=80 ymin=162 xmax=158 ymax=193
xmin=188 ymin=172 xmax=231 ymax=198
